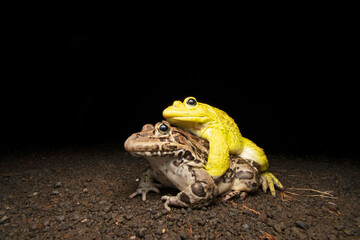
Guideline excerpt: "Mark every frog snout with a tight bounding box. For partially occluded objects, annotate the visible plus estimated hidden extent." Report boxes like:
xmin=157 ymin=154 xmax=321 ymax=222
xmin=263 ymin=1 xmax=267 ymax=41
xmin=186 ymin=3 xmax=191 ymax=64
xmin=163 ymin=101 xmax=183 ymax=119
xmin=124 ymin=135 xmax=133 ymax=152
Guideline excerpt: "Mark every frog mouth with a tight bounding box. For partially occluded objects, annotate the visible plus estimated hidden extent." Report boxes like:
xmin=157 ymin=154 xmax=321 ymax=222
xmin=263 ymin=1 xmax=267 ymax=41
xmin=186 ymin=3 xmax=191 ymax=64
xmin=167 ymin=116 xmax=203 ymax=120
xmin=166 ymin=116 xmax=209 ymax=124
xmin=130 ymin=150 xmax=180 ymax=158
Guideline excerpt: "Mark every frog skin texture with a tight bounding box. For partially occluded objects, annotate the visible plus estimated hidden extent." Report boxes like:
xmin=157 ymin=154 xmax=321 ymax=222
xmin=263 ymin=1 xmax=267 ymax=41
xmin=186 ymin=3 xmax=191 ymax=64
xmin=124 ymin=121 xmax=261 ymax=211
xmin=163 ymin=97 xmax=283 ymax=196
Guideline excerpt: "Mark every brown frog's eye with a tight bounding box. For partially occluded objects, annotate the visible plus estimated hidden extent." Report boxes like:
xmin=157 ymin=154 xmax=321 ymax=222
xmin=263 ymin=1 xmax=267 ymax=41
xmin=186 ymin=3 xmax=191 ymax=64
xmin=186 ymin=97 xmax=197 ymax=107
xmin=158 ymin=123 xmax=170 ymax=134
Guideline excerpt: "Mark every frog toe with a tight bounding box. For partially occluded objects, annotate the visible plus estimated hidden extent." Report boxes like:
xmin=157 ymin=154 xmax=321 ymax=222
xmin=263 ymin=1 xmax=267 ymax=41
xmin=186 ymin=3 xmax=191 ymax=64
xmin=129 ymin=185 xmax=160 ymax=201
xmin=273 ymin=176 xmax=284 ymax=189
xmin=161 ymin=196 xmax=173 ymax=211
xmin=222 ymin=190 xmax=248 ymax=201
xmin=260 ymin=171 xmax=283 ymax=197
xmin=161 ymin=195 xmax=187 ymax=211
xmin=261 ymin=176 xmax=269 ymax=193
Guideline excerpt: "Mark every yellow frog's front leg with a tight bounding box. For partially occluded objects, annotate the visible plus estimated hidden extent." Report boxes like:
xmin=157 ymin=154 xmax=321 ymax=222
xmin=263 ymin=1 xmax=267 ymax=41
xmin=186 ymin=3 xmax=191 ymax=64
xmin=202 ymin=128 xmax=230 ymax=177
xmin=240 ymin=138 xmax=283 ymax=196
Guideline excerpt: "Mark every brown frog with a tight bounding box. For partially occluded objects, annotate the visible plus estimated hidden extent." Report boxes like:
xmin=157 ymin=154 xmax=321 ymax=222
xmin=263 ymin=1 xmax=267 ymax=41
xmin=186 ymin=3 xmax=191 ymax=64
xmin=124 ymin=121 xmax=260 ymax=211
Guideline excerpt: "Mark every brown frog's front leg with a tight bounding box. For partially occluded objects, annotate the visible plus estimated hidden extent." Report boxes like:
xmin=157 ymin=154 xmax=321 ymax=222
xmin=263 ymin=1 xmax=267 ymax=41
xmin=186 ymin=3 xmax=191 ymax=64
xmin=129 ymin=168 xmax=162 ymax=201
xmin=161 ymin=168 xmax=219 ymax=211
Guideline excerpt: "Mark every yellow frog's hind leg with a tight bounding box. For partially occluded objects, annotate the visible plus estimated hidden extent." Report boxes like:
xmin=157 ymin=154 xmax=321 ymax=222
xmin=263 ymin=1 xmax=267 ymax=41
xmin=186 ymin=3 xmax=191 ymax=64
xmin=239 ymin=138 xmax=268 ymax=171
xmin=239 ymin=137 xmax=283 ymax=196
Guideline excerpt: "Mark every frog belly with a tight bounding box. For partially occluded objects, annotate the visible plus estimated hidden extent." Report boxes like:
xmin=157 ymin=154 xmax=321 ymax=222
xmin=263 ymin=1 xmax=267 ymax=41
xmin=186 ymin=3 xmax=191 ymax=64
xmin=217 ymin=181 xmax=233 ymax=195
xmin=148 ymin=157 xmax=195 ymax=191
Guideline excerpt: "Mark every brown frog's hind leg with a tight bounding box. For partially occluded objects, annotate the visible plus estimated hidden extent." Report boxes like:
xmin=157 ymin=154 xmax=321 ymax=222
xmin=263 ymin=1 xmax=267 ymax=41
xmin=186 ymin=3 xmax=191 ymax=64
xmin=222 ymin=158 xmax=260 ymax=202
xmin=161 ymin=168 xmax=219 ymax=211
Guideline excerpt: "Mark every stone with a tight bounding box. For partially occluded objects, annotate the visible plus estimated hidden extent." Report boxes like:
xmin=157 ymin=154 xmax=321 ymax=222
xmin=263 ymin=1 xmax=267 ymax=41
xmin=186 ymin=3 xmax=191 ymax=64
xmin=343 ymin=227 xmax=356 ymax=236
xmin=59 ymin=223 xmax=69 ymax=231
xmin=295 ymin=220 xmax=309 ymax=230
xmin=51 ymin=190 xmax=60 ymax=195
xmin=273 ymin=222 xmax=283 ymax=233
xmin=242 ymin=223 xmax=250 ymax=230
xmin=136 ymin=227 xmax=147 ymax=238
xmin=325 ymin=202 xmax=338 ymax=212
xmin=0 ymin=215 xmax=10 ymax=224
xmin=56 ymin=215 xmax=65 ymax=222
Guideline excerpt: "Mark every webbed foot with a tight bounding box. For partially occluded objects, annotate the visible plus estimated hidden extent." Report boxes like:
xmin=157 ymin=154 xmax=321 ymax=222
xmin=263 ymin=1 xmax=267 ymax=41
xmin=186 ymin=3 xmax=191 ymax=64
xmin=161 ymin=195 xmax=188 ymax=211
xmin=260 ymin=171 xmax=283 ymax=197
xmin=129 ymin=182 xmax=162 ymax=201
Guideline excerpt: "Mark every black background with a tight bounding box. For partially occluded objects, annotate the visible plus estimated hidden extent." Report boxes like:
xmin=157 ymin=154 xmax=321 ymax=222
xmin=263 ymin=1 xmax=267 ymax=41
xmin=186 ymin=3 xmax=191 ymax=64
xmin=1 ymin=6 xmax=358 ymax=158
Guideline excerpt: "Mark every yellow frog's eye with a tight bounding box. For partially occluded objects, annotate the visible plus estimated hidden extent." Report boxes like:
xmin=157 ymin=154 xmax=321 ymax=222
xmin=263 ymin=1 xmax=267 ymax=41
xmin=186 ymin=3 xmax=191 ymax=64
xmin=158 ymin=123 xmax=170 ymax=134
xmin=185 ymin=97 xmax=197 ymax=107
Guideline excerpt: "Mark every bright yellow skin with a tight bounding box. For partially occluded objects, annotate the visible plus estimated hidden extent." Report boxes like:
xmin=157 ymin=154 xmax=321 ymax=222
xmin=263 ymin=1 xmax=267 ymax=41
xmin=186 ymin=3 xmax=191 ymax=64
xmin=163 ymin=97 xmax=283 ymax=196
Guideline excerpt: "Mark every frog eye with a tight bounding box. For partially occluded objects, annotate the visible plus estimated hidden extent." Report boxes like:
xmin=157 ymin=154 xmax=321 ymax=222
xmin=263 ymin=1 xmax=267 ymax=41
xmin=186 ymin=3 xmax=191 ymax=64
xmin=158 ymin=123 xmax=170 ymax=134
xmin=185 ymin=97 xmax=197 ymax=107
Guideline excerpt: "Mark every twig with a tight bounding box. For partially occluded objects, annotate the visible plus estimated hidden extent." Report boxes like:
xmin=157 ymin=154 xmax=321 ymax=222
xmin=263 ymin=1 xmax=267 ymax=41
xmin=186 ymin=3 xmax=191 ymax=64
xmin=259 ymin=230 xmax=278 ymax=240
xmin=288 ymin=187 xmax=333 ymax=196
xmin=283 ymin=191 xmax=299 ymax=196
xmin=281 ymin=191 xmax=293 ymax=201
xmin=188 ymin=224 xmax=193 ymax=240
xmin=240 ymin=205 xmax=261 ymax=215
xmin=287 ymin=187 xmax=337 ymax=199
xmin=304 ymin=194 xmax=338 ymax=199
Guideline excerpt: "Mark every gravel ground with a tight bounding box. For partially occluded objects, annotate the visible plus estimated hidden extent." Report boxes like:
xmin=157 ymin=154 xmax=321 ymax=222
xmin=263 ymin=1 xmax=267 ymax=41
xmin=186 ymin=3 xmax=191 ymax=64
xmin=0 ymin=144 xmax=359 ymax=239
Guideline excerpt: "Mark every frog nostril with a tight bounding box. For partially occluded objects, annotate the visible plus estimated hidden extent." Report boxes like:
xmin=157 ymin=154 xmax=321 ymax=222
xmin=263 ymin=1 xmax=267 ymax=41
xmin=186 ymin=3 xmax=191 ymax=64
xmin=173 ymin=100 xmax=182 ymax=107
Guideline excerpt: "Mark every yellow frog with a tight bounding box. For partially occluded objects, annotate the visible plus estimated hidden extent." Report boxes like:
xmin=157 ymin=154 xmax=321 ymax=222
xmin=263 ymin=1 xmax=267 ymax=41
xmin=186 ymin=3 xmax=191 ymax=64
xmin=163 ymin=97 xmax=283 ymax=196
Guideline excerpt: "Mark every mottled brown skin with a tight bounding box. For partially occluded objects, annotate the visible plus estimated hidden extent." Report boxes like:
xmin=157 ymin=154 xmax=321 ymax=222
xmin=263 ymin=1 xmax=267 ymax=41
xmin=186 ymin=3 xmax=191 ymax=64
xmin=125 ymin=121 xmax=260 ymax=211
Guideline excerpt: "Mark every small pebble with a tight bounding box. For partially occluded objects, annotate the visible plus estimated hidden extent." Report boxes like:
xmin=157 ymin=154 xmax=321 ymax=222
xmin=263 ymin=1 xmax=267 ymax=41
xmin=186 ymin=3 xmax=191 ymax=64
xmin=295 ymin=220 xmax=310 ymax=230
xmin=28 ymin=192 xmax=39 ymax=197
xmin=59 ymin=223 xmax=69 ymax=230
xmin=0 ymin=215 xmax=10 ymax=224
xmin=343 ymin=227 xmax=356 ymax=236
xmin=354 ymin=216 xmax=360 ymax=228
xmin=242 ymin=223 xmax=250 ymax=230
xmin=42 ymin=218 xmax=50 ymax=226
xmin=51 ymin=190 xmax=59 ymax=195
xmin=325 ymin=202 xmax=338 ymax=212
xmin=334 ymin=222 xmax=344 ymax=231
xmin=124 ymin=214 xmax=133 ymax=220
xmin=273 ymin=222 xmax=283 ymax=233
xmin=136 ymin=227 xmax=147 ymax=238
xmin=72 ymin=211 xmax=81 ymax=221
xmin=56 ymin=215 xmax=65 ymax=222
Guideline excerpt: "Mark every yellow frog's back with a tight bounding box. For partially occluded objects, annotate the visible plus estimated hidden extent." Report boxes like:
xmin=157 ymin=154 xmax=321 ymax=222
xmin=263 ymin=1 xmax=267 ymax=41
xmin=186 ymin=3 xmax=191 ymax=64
xmin=210 ymin=106 xmax=244 ymax=155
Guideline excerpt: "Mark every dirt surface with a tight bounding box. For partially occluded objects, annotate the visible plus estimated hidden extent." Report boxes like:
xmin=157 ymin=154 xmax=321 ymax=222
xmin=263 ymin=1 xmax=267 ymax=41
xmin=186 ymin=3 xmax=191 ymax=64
xmin=0 ymin=144 xmax=359 ymax=239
